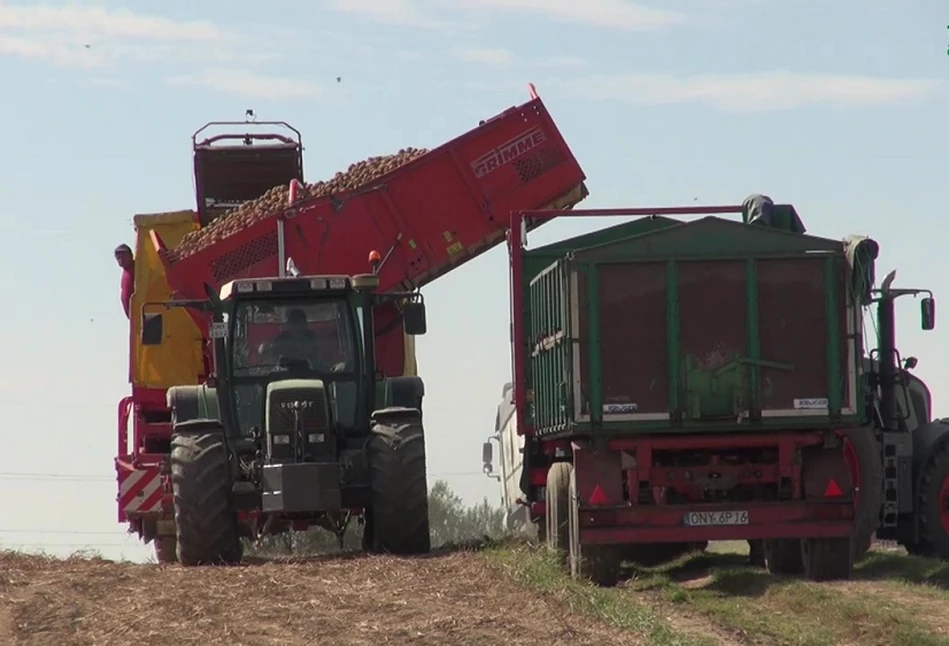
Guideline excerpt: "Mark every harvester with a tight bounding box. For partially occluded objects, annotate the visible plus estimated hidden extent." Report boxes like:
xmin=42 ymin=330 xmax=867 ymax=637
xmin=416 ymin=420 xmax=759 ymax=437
xmin=483 ymin=198 xmax=942 ymax=584
xmin=116 ymin=84 xmax=589 ymax=562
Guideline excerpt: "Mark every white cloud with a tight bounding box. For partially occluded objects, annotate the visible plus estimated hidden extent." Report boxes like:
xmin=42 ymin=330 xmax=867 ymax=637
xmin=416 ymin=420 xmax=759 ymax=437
xmin=0 ymin=4 xmax=224 ymax=41
xmin=324 ymin=0 xmax=684 ymax=30
xmin=0 ymin=3 xmax=283 ymax=70
xmin=324 ymin=0 xmax=449 ymax=28
xmin=534 ymin=55 xmax=586 ymax=69
xmin=167 ymin=69 xmax=325 ymax=100
xmin=562 ymin=72 xmax=944 ymax=112
xmin=453 ymin=47 xmax=512 ymax=65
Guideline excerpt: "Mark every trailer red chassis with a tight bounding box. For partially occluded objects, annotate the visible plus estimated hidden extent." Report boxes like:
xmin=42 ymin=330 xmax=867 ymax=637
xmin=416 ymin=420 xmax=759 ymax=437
xmin=506 ymin=205 xmax=859 ymax=582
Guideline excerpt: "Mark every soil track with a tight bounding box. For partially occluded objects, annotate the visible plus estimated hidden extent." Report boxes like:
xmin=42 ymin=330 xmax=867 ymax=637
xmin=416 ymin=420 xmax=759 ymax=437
xmin=0 ymin=548 xmax=644 ymax=646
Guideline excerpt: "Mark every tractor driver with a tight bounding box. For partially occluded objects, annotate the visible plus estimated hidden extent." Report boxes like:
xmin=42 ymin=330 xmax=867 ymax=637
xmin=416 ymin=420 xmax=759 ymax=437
xmin=259 ymin=307 xmax=323 ymax=369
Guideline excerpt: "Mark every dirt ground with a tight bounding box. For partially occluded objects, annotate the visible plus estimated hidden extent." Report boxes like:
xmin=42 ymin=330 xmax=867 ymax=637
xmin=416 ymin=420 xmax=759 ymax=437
xmin=0 ymin=548 xmax=645 ymax=646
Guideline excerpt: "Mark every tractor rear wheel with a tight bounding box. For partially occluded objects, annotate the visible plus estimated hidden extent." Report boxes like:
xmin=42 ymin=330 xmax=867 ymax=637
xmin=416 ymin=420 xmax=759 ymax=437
xmin=801 ymin=536 xmax=854 ymax=581
xmin=915 ymin=441 xmax=949 ymax=559
xmin=568 ymin=467 xmax=620 ymax=586
xmin=366 ymin=408 xmax=431 ymax=555
xmin=545 ymin=462 xmax=571 ymax=557
xmin=170 ymin=427 xmax=243 ymax=566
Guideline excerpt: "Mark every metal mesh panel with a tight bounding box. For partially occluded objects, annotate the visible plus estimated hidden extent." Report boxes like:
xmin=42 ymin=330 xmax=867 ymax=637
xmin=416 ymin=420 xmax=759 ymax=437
xmin=210 ymin=230 xmax=278 ymax=284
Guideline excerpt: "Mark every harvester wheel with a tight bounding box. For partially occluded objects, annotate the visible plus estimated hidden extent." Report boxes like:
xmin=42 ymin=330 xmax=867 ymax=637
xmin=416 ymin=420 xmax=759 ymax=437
xmin=801 ymin=537 xmax=854 ymax=581
xmin=170 ymin=428 xmax=243 ymax=566
xmin=568 ymin=468 xmax=620 ymax=586
xmin=366 ymin=408 xmax=431 ymax=555
xmin=153 ymin=536 xmax=177 ymax=564
xmin=915 ymin=441 xmax=949 ymax=559
xmin=841 ymin=427 xmax=884 ymax=559
xmin=545 ymin=462 xmax=571 ymax=556
xmin=764 ymin=539 xmax=803 ymax=575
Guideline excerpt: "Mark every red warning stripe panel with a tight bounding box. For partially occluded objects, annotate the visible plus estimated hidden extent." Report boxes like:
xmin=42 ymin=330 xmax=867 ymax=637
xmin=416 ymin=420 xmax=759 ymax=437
xmin=118 ymin=467 xmax=163 ymax=515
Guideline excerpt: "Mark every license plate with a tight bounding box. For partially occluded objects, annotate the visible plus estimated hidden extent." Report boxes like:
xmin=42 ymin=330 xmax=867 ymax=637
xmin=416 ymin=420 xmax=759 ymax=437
xmin=683 ymin=510 xmax=749 ymax=526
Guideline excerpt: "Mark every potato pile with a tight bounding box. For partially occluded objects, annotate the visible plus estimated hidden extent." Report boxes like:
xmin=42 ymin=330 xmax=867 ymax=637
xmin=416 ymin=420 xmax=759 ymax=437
xmin=169 ymin=147 xmax=429 ymax=261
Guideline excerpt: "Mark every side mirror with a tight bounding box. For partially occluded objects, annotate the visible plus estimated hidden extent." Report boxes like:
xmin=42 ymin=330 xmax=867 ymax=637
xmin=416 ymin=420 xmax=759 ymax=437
xmin=921 ymin=297 xmax=936 ymax=331
xmin=403 ymin=301 xmax=427 ymax=335
xmin=482 ymin=440 xmax=494 ymax=465
xmin=141 ymin=313 xmax=163 ymax=346
xmin=482 ymin=441 xmax=494 ymax=475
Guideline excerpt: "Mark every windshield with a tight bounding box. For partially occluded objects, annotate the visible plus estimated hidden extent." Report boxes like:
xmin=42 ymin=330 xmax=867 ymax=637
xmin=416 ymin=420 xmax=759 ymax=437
xmin=231 ymin=298 xmax=358 ymax=377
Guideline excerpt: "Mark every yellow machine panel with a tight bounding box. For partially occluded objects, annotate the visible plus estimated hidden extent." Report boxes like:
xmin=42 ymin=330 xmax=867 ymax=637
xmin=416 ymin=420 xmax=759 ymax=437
xmin=129 ymin=210 xmax=205 ymax=389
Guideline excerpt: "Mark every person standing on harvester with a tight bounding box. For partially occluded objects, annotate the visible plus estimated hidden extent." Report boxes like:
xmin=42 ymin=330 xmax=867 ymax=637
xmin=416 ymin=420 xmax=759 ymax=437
xmin=115 ymin=243 xmax=135 ymax=319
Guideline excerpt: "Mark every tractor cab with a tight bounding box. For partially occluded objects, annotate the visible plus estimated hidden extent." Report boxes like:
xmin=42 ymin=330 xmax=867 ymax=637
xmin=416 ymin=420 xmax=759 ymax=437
xmin=206 ymin=274 xmax=426 ymax=455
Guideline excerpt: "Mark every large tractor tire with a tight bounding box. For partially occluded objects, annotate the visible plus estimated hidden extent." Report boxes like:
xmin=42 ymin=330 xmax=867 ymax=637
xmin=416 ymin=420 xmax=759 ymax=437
xmin=170 ymin=427 xmax=243 ymax=566
xmin=914 ymin=441 xmax=949 ymax=559
xmin=545 ymin=462 xmax=572 ymax=557
xmin=841 ymin=427 xmax=884 ymax=559
xmin=568 ymin=466 xmax=621 ymax=586
xmin=366 ymin=407 xmax=431 ymax=555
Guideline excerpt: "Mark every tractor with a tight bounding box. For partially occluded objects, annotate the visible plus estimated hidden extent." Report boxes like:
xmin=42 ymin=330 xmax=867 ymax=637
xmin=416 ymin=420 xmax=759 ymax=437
xmin=142 ymin=261 xmax=430 ymax=565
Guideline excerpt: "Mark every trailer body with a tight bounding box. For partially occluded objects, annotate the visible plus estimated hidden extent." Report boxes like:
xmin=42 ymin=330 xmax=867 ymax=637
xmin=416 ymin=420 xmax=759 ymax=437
xmin=497 ymin=202 xmax=893 ymax=584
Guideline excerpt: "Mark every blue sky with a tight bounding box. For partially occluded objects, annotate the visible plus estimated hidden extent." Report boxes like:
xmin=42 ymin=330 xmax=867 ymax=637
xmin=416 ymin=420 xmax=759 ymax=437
xmin=0 ymin=0 xmax=946 ymax=562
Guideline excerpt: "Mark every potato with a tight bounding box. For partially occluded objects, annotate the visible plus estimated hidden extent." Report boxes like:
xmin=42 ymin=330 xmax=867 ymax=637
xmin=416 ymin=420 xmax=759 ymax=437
xmin=168 ymin=147 xmax=428 ymax=261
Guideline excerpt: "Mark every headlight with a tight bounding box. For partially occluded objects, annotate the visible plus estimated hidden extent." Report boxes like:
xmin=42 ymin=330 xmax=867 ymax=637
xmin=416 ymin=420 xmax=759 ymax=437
xmin=272 ymin=434 xmax=291 ymax=445
xmin=307 ymin=433 xmax=325 ymax=444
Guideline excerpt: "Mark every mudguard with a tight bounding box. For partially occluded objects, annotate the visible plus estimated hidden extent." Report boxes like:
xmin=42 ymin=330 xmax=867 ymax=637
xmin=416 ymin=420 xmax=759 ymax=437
xmin=167 ymin=384 xmax=221 ymax=428
xmin=377 ymin=376 xmax=425 ymax=413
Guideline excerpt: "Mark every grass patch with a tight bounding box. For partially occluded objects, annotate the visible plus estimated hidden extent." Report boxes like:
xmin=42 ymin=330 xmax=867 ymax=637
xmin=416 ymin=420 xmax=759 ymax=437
xmin=626 ymin=549 xmax=949 ymax=646
xmin=483 ymin=539 xmax=949 ymax=646
xmin=856 ymin=550 xmax=949 ymax=589
xmin=483 ymin=540 xmax=711 ymax=646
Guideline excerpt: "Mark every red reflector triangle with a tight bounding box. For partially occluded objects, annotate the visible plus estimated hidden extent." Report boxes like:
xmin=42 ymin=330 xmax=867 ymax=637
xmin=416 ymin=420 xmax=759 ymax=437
xmin=824 ymin=479 xmax=843 ymax=498
xmin=589 ymin=485 xmax=608 ymax=505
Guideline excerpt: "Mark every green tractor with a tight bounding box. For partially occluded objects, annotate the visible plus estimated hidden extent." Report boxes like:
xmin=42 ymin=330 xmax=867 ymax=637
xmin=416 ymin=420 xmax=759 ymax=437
xmin=144 ymin=270 xmax=430 ymax=565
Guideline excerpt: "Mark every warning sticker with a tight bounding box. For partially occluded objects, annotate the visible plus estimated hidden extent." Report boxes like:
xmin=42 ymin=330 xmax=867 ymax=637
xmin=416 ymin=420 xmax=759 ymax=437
xmin=602 ymin=403 xmax=638 ymax=414
xmin=793 ymin=398 xmax=828 ymax=410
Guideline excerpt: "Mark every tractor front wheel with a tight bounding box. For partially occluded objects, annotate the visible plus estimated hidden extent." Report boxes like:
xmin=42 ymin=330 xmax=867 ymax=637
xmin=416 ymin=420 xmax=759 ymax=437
xmin=366 ymin=407 xmax=431 ymax=555
xmin=170 ymin=426 xmax=243 ymax=566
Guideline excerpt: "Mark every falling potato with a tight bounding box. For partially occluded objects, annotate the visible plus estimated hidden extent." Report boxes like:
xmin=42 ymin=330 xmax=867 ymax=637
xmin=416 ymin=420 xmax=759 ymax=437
xmin=168 ymin=147 xmax=428 ymax=261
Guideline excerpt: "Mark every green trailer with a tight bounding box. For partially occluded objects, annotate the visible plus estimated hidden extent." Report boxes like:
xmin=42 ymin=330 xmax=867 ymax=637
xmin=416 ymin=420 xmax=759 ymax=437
xmin=526 ymin=211 xmax=872 ymax=436
xmin=488 ymin=198 xmax=939 ymax=587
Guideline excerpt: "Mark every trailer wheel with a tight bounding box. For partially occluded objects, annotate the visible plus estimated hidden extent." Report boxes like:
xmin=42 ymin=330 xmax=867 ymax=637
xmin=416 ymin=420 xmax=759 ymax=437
xmin=568 ymin=468 xmax=620 ymax=586
xmin=801 ymin=537 xmax=854 ymax=581
xmin=915 ymin=441 xmax=949 ymax=559
xmin=545 ymin=462 xmax=571 ymax=556
xmin=153 ymin=536 xmax=177 ymax=564
xmin=748 ymin=540 xmax=766 ymax=567
xmin=840 ymin=427 xmax=884 ymax=559
xmin=764 ymin=539 xmax=803 ymax=575
xmin=367 ymin=408 xmax=431 ymax=555
xmin=170 ymin=429 xmax=243 ymax=566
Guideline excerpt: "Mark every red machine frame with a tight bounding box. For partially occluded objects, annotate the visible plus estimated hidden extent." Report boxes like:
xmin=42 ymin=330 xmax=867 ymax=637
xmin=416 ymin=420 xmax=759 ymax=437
xmin=507 ymin=206 xmax=856 ymax=545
